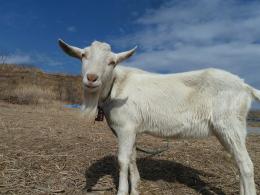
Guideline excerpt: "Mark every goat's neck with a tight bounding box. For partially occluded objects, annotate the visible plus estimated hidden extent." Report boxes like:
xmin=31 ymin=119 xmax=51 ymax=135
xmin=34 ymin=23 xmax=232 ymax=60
xmin=99 ymin=72 xmax=116 ymax=105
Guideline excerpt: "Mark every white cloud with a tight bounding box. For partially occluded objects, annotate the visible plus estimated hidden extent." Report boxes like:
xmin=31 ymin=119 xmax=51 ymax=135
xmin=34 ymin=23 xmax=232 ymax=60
xmin=67 ymin=26 xmax=77 ymax=32
xmin=34 ymin=53 xmax=62 ymax=66
xmin=113 ymin=0 xmax=260 ymax=90
xmin=5 ymin=54 xmax=32 ymax=64
xmin=4 ymin=52 xmax=62 ymax=67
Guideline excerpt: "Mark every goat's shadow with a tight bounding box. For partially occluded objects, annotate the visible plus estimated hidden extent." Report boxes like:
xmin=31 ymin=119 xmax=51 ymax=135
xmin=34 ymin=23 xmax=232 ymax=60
xmin=84 ymin=155 xmax=225 ymax=195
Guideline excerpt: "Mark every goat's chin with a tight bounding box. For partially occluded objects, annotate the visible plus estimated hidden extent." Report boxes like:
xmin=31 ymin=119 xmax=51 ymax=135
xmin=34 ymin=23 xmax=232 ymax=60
xmin=81 ymin=89 xmax=100 ymax=122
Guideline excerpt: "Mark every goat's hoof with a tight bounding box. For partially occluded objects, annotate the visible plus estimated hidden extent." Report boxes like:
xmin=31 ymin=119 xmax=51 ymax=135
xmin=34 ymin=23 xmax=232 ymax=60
xmin=130 ymin=190 xmax=139 ymax=195
xmin=117 ymin=191 xmax=128 ymax=195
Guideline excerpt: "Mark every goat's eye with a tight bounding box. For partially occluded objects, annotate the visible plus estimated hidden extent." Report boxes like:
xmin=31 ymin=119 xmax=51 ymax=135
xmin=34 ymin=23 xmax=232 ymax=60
xmin=109 ymin=60 xmax=116 ymax=66
xmin=82 ymin=53 xmax=86 ymax=58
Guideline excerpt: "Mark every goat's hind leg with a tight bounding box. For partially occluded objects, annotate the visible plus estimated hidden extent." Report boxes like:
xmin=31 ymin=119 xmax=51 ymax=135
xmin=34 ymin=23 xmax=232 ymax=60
xmin=214 ymin=120 xmax=256 ymax=195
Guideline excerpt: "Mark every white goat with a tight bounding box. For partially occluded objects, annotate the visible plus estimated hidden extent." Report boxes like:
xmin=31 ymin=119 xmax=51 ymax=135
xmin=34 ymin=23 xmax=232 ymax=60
xmin=58 ymin=39 xmax=260 ymax=195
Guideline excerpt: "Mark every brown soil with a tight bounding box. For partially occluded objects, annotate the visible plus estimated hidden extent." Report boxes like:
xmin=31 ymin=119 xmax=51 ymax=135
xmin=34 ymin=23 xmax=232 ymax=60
xmin=0 ymin=101 xmax=259 ymax=195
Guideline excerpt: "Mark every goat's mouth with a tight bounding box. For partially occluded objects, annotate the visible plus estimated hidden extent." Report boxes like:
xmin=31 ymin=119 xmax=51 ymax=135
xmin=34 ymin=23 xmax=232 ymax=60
xmin=84 ymin=84 xmax=100 ymax=90
xmin=86 ymin=85 xmax=98 ymax=88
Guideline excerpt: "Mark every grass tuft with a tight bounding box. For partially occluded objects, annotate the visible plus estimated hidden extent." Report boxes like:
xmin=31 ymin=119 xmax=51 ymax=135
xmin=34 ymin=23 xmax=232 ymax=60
xmin=2 ymin=84 xmax=57 ymax=105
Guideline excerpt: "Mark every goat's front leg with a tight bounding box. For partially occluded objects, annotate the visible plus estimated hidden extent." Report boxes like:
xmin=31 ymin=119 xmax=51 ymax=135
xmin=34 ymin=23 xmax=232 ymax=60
xmin=117 ymin=130 xmax=136 ymax=195
xmin=129 ymin=146 xmax=140 ymax=195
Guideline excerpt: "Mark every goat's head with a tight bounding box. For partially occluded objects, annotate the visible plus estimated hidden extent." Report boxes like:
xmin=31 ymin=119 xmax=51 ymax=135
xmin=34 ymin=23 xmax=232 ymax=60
xmin=58 ymin=39 xmax=136 ymax=119
xmin=58 ymin=39 xmax=136 ymax=92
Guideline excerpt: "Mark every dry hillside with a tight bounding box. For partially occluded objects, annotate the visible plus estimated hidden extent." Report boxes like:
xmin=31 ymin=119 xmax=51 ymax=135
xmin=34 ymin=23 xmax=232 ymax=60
xmin=0 ymin=64 xmax=83 ymax=104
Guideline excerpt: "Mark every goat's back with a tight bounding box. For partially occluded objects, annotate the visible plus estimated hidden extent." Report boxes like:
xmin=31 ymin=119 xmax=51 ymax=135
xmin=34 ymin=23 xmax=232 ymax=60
xmin=109 ymin=67 xmax=252 ymax=138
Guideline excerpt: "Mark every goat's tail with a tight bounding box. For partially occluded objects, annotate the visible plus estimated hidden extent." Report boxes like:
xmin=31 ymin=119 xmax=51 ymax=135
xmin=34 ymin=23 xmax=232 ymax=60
xmin=245 ymin=84 xmax=260 ymax=102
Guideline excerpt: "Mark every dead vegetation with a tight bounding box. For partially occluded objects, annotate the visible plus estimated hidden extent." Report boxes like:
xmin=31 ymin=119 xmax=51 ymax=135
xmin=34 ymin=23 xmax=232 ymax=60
xmin=1 ymin=84 xmax=57 ymax=105
xmin=0 ymin=101 xmax=259 ymax=195
xmin=0 ymin=63 xmax=41 ymax=73
xmin=0 ymin=64 xmax=83 ymax=104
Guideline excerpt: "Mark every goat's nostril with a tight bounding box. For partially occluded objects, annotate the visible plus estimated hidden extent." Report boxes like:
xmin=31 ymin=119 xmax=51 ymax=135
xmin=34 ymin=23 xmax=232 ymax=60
xmin=87 ymin=74 xmax=98 ymax=82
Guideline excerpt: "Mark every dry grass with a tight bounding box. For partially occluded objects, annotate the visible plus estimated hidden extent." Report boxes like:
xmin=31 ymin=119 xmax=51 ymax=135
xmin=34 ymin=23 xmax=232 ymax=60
xmin=0 ymin=63 xmax=83 ymax=104
xmin=2 ymin=84 xmax=57 ymax=105
xmin=0 ymin=63 xmax=41 ymax=73
xmin=0 ymin=100 xmax=259 ymax=195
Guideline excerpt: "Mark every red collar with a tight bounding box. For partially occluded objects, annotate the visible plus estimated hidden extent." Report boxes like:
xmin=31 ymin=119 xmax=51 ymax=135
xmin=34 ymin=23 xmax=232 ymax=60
xmin=95 ymin=106 xmax=104 ymax=121
xmin=95 ymin=78 xmax=115 ymax=122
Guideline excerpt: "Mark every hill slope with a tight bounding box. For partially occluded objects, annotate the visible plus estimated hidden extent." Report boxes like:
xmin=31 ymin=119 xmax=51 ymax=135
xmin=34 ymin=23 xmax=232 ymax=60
xmin=0 ymin=64 xmax=83 ymax=104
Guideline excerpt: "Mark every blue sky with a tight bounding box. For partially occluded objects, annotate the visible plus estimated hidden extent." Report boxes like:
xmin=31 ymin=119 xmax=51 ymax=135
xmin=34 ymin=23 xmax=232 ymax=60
xmin=1 ymin=0 xmax=260 ymax=94
xmin=0 ymin=0 xmax=163 ymax=73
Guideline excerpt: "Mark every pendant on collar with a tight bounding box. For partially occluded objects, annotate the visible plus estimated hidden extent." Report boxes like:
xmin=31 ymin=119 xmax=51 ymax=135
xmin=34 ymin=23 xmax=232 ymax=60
xmin=95 ymin=106 xmax=104 ymax=121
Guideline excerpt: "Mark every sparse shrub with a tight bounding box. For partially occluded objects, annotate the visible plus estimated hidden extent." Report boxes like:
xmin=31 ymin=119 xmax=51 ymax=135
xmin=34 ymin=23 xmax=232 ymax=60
xmin=2 ymin=84 xmax=57 ymax=105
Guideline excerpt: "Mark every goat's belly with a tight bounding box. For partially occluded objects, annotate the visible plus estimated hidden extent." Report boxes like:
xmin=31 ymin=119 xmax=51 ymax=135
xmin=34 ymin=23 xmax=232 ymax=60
xmin=141 ymin=121 xmax=213 ymax=139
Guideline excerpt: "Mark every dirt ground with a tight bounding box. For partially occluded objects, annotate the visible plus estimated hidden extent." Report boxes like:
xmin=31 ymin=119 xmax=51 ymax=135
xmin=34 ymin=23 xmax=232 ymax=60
xmin=0 ymin=101 xmax=259 ymax=195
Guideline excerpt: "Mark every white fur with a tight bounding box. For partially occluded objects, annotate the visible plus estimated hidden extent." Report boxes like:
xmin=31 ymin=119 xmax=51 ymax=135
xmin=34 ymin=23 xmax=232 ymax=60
xmin=59 ymin=39 xmax=258 ymax=195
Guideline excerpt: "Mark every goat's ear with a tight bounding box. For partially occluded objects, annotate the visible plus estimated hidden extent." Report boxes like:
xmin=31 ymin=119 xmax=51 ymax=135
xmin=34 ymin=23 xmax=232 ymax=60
xmin=58 ymin=39 xmax=82 ymax=59
xmin=115 ymin=46 xmax=137 ymax=64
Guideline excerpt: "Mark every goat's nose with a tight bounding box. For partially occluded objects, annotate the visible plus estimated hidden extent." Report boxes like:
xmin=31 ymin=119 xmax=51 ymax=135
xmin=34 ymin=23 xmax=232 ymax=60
xmin=87 ymin=73 xmax=98 ymax=82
